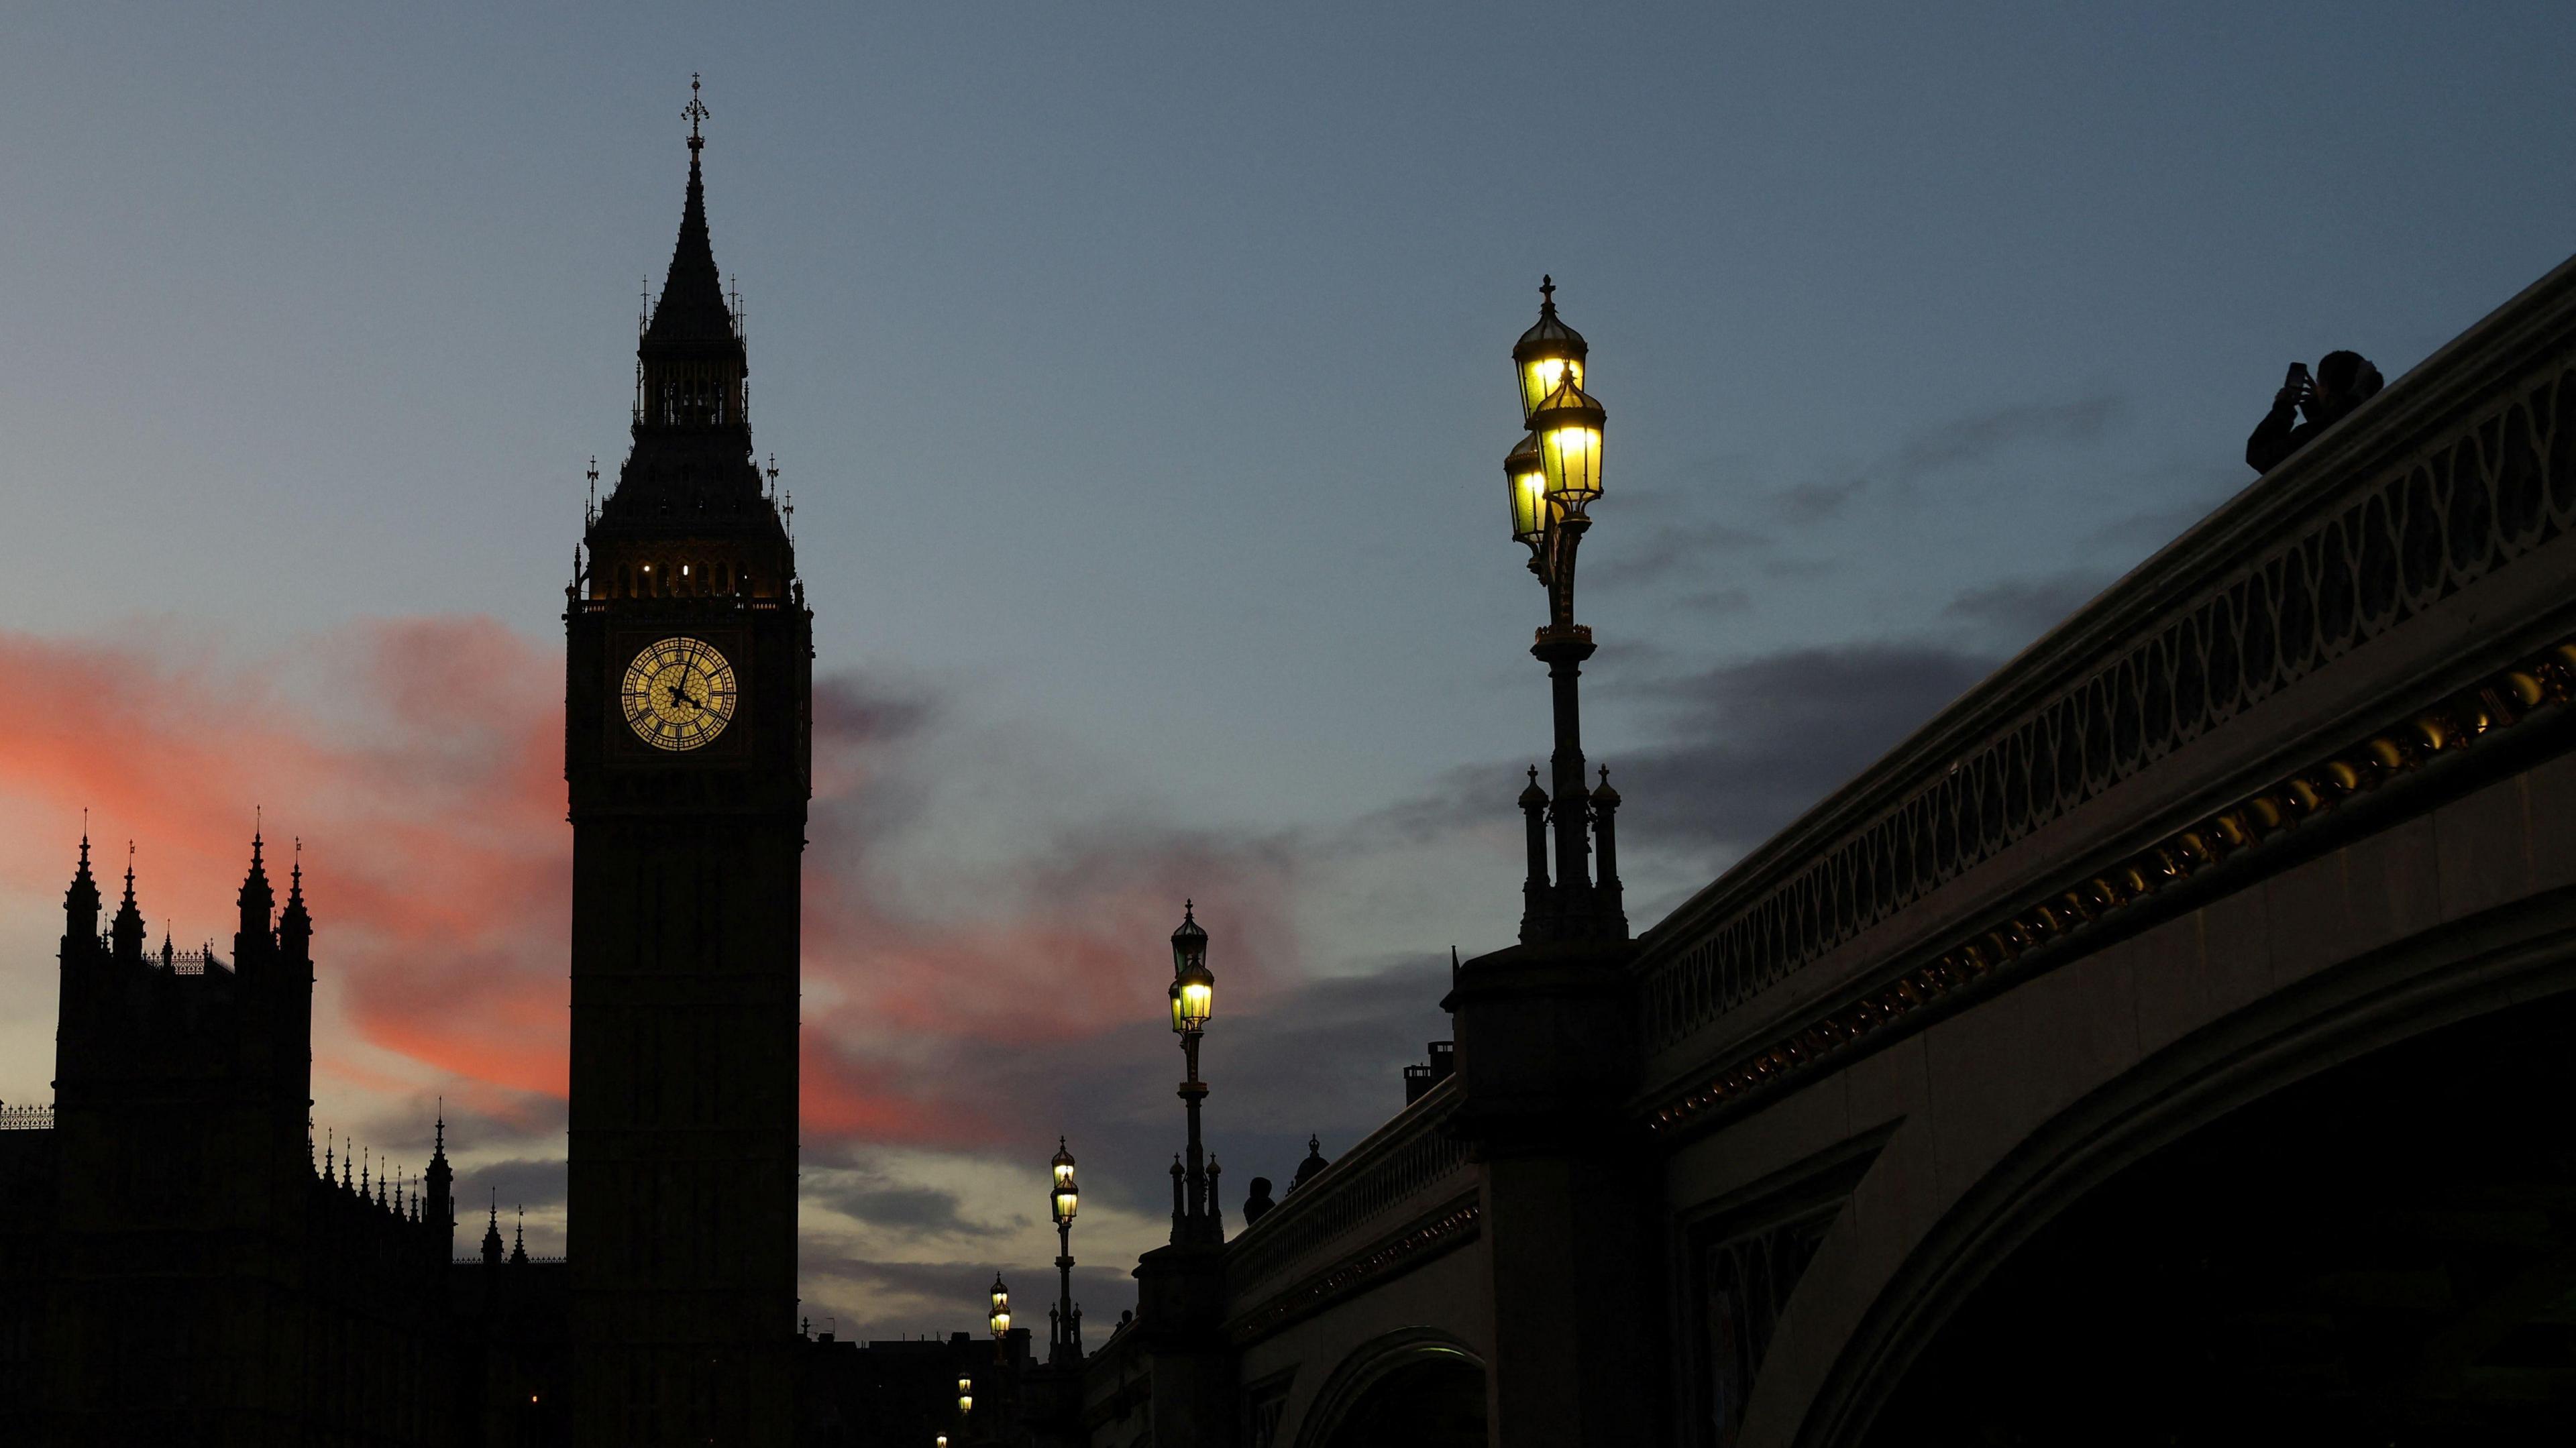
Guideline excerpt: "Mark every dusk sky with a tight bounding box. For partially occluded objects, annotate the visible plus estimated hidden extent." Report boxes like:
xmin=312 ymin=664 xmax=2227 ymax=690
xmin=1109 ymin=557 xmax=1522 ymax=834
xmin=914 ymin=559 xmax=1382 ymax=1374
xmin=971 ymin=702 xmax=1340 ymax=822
xmin=2 ymin=3 xmax=2571 ymax=1337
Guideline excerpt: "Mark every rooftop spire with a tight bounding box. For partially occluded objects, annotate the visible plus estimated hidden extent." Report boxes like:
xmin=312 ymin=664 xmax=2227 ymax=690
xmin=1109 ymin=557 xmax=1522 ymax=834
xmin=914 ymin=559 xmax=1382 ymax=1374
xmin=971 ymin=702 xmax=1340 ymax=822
xmin=110 ymin=843 xmax=146 ymax=960
xmin=64 ymin=822 xmax=102 ymax=938
xmin=237 ymin=821 xmax=276 ymax=946
xmin=278 ymin=837 xmax=311 ymax=951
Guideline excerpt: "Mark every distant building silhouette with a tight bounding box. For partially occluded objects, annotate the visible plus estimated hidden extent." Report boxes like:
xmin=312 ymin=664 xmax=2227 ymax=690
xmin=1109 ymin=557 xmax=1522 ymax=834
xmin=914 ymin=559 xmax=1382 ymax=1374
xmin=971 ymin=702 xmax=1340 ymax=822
xmin=0 ymin=833 xmax=570 ymax=1444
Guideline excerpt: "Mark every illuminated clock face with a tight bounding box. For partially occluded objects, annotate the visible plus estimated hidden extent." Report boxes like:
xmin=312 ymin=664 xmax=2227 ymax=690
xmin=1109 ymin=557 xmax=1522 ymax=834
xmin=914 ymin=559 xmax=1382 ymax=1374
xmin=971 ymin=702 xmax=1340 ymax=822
xmin=621 ymin=637 xmax=738 ymax=751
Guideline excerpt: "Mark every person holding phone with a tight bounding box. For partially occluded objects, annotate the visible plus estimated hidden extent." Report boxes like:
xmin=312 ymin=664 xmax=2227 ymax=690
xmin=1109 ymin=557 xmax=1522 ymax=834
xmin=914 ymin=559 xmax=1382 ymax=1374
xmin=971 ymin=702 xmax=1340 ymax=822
xmin=2248 ymin=350 xmax=2385 ymax=474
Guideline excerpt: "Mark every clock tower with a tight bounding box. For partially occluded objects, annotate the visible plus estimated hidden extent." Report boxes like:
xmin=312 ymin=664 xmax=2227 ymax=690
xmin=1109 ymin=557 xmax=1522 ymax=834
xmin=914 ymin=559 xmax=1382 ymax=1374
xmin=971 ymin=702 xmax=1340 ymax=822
xmin=566 ymin=88 xmax=808 ymax=1446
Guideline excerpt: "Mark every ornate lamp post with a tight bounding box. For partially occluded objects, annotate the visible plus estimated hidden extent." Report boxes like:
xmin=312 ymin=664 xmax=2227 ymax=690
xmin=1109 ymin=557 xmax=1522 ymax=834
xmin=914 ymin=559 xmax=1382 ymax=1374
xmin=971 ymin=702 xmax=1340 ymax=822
xmin=987 ymin=1273 xmax=1011 ymax=1362
xmin=1166 ymin=902 xmax=1220 ymax=1245
xmin=1503 ymin=276 xmax=1626 ymax=943
xmin=1049 ymin=1139 xmax=1082 ymax=1363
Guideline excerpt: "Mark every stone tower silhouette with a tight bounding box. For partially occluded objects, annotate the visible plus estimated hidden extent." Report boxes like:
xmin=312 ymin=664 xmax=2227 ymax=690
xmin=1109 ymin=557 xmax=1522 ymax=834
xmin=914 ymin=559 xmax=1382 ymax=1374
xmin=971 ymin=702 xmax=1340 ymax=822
xmin=565 ymin=82 xmax=811 ymax=1445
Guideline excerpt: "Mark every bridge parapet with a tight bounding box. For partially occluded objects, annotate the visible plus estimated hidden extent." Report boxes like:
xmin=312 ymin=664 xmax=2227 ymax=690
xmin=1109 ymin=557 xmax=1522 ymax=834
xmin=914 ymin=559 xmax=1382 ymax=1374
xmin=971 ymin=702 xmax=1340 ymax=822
xmin=1635 ymin=254 xmax=2576 ymax=1131
xmin=1220 ymin=1077 xmax=1474 ymax=1343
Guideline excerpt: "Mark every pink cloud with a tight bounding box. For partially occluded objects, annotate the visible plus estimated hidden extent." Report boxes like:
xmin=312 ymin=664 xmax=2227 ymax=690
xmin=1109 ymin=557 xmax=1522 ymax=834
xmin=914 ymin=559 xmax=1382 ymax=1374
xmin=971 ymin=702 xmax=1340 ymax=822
xmin=0 ymin=620 xmax=1303 ymax=1155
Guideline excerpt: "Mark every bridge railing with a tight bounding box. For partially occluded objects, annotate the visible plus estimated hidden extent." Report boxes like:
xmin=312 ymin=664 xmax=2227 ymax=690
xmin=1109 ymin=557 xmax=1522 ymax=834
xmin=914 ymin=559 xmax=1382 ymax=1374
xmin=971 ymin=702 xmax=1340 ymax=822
xmin=1632 ymin=252 xmax=2576 ymax=1118
xmin=1223 ymin=1076 xmax=1472 ymax=1317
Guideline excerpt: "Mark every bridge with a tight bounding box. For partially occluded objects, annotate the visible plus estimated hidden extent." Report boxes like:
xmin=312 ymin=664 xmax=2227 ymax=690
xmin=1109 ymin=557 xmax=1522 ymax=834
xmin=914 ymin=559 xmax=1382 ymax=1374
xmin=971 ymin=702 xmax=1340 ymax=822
xmin=1067 ymin=250 xmax=2576 ymax=1447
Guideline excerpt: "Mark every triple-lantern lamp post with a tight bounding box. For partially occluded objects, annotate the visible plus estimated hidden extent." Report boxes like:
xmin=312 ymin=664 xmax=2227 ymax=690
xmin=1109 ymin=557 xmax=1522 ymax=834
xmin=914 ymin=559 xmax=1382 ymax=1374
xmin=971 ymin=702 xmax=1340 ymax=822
xmin=1049 ymin=1139 xmax=1083 ymax=1363
xmin=1503 ymin=276 xmax=1626 ymax=943
xmin=1166 ymin=902 xmax=1222 ymax=1245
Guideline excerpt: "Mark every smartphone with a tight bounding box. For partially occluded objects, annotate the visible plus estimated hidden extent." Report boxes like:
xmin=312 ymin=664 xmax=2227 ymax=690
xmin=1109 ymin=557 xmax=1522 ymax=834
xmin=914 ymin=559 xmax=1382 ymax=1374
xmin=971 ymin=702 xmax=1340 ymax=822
xmin=2285 ymin=361 xmax=2310 ymax=390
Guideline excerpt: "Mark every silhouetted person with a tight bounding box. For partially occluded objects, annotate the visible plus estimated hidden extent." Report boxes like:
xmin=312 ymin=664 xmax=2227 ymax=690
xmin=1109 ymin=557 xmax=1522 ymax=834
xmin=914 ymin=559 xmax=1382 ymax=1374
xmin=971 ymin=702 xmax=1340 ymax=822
xmin=1241 ymin=1176 xmax=1276 ymax=1225
xmin=2248 ymin=349 xmax=2385 ymax=473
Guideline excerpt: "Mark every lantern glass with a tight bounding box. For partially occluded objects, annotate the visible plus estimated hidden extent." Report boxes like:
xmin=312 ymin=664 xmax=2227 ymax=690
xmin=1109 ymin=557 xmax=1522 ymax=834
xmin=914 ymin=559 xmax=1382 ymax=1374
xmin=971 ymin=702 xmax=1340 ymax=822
xmin=958 ymin=1394 xmax=973 ymax=1414
xmin=1175 ymin=963 xmax=1214 ymax=1032
xmin=1539 ymin=422 xmax=1602 ymax=505
xmin=1516 ymin=355 xmax=1584 ymax=423
xmin=1505 ymin=435 xmax=1548 ymax=544
xmin=1529 ymin=378 xmax=1607 ymax=509
xmin=1170 ymin=912 xmax=1207 ymax=978
xmin=1054 ymin=1184 xmax=1079 ymax=1223
xmin=957 ymin=1377 xmax=971 ymax=1394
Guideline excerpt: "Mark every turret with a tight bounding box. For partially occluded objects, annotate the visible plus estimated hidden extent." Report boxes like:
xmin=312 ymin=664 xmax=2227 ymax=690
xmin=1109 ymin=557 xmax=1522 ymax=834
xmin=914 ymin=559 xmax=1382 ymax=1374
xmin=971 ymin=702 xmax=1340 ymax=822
xmin=62 ymin=830 xmax=101 ymax=956
xmin=278 ymin=842 xmax=311 ymax=963
xmin=482 ymin=1194 xmax=504 ymax=1267
xmin=425 ymin=1103 xmax=455 ymax=1264
xmin=234 ymin=828 xmax=274 ymax=967
xmin=109 ymin=845 xmax=146 ymax=963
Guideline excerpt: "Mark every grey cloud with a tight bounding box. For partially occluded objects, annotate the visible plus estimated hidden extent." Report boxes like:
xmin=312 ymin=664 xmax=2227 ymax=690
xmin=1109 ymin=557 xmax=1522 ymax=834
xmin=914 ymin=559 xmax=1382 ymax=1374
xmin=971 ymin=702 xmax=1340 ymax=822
xmin=1771 ymin=476 xmax=1867 ymax=522
xmin=340 ymin=1094 xmax=565 ymax=1178
xmin=1366 ymin=639 xmax=1997 ymax=860
xmin=1675 ymin=586 xmax=1754 ymax=618
xmin=1888 ymin=396 xmax=2127 ymax=484
xmin=804 ymin=1169 xmax=1022 ymax=1240
xmin=2078 ymin=468 xmax=2243 ymax=557
xmin=1616 ymin=643 xmax=1996 ymax=852
xmin=812 ymin=674 xmax=936 ymax=747
xmin=1593 ymin=518 xmax=1774 ymax=590
xmin=1943 ymin=569 xmax=2113 ymax=643
xmin=466 ymin=1156 xmax=568 ymax=1213
xmin=1595 ymin=398 xmax=2127 ymax=602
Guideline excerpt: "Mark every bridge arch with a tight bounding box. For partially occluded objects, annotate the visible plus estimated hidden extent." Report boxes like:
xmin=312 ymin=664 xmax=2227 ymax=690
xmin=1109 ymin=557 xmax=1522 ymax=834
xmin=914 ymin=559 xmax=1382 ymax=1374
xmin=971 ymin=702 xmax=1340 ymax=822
xmin=1789 ymin=903 xmax=2576 ymax=1445
xmin=1291 ymin=1326 xmax=1486 ymax=1448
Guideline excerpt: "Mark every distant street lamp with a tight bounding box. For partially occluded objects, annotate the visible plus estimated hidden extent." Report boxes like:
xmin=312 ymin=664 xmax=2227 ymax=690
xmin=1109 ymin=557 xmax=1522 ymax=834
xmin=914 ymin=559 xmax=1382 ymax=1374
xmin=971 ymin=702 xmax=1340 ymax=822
xmin=1050 ymin=1138 xmax=1082 ymax=1363
xmin=988 ymin=1272 xmax=1012 ymax=1361
xmin=1166 ymin=902 xmax=1221 ymax=1244
xmin=956 ymin=1372 xmax=973 ymax=1416
xmin=1502 ymin=277 xmax=1626 ymax=943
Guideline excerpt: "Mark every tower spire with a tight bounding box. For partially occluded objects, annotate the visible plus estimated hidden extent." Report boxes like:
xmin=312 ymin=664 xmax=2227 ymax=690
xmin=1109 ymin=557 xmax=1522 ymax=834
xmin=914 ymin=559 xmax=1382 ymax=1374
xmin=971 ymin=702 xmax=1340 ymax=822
xmin=278 ymin=838 xmax=312 ymax=958
xmin=643 ymin=75 xmax=733 ymax=351
xmin=64 ymin=822 xmax=102 ymax=947
xmin=237 ymin=820 xmax=276 ymax=960
xmin=110 ymin=843 xmax=146 ymax=961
